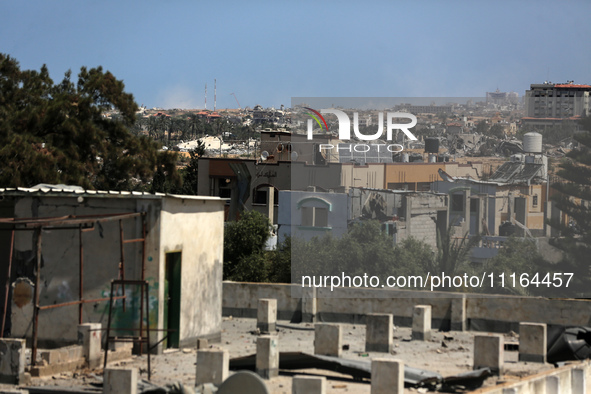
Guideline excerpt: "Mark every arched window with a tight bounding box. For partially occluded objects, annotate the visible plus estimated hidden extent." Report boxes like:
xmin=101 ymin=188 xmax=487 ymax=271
xmin=252 ymin=184 xmax=279 ymax=206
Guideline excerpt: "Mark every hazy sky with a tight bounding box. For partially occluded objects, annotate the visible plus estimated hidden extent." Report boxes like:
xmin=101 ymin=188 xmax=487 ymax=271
xmin=2 ymin=1 xmax=590 ymax=109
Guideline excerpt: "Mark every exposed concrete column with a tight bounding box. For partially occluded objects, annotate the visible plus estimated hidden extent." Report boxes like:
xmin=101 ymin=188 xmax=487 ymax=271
xmin=451 ymin=296 xmax=467 ymax=331
xmin=473 ymin=334 xmax=504 ymax=375
xmin=518 ymin=322 xmax=547 ymax=363
xmin=488 ymin=196 xmax=496 ymax=235
xmin=195 ymin=348 xmax=229 ymax=386
xmin=371 ymin=359 xmax=404 ymax=394
xmin=365 ymin=314 xmax=393 ymax=353
xmin=476 ymin=194 xmax=486 ymax=235
xmin=257 ymin=298 xmax=277 ymax=334
xmin=403 ymin=196 xmax=412 ymax=235
xmin=463 ymin=189 xmax=471 ymax=232
xmin=412 ymin=305 xmax=432 ymax=341
xmin=314 ymin=324 xmax=342 ymax=357
xmin=546 ymin=375 xmax=559 ymax=394
xmin=78 ymin=323 xmax=102 ymax=369
xmin=292 ymin=375 xmax=326 ymax=394
xmin=514 ymin=196 xmax=528 ymax=237
xmin=301 ymin=287 xmax=316 ymax=323
xmin=256 ymin=335 xmax=279 ymax=379
xmin=267 ymin=186 xmax=275 ymax=224
xmin=0 ymin=339 xmax=26 ymax=385
xmin=103 ymin=367 xmax=138 ymax=394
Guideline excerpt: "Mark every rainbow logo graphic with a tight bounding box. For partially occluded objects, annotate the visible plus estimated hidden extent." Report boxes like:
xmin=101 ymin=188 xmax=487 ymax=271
xmin=304 ymin=107 xmax=329 ymax=131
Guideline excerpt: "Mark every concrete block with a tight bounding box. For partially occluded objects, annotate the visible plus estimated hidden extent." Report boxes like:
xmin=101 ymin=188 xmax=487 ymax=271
xmin=473 ymin=334 xmax=504 ymax=375
xmin=518 ymin=322 xmax=546 ymax=363
xmin=365 ymin=314 xmax=393 ymax=353
xmin=371 ymin=358 xmax=403 ymax=394
xmin=256 ymin=335 xmax=278 ymax=379
xmin=195 ymin=348 xmax=229 ymax=386
xmin=302 ymin=287 xmax=316 ymax=323
xmin=412 ymin=305 xmax=432 ymax=341
xmin=78 ymin=323 xmax=102 ymax=369
xmin=451 ymin=296 xmax=467 ymax=331
xmin=40 ymin=345 xmax=83 ymax=367
xmin=572 ymin=367 xmax=585 ymax=394
xmin=103 ymin=367 xmax=138 ymax=394
xmin=257 ymin=299 xmax=277 ymax=334
xmin=546 ymin=375 xmax=559 ymax=394
xmin=197 ymin=338 xmax=209 ymax=349
xmin=314 ymin=324 xmax=341 ymax=357
xmin=0 ymin=339 xmax=26 ymax=384
xmin=292 ymin=375 xmax=326 ymax=394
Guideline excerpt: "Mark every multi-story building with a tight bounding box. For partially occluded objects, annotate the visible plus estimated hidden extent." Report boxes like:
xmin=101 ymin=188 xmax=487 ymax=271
xmin=523 ymin=82 xmax=591 ymax=128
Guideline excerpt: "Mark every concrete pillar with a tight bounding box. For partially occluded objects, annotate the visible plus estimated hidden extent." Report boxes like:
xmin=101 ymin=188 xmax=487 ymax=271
xmin=195 ymin=348 xmax=229 ymax=386
xmin=301 ymin=287 xmax=316 ymax=323
xmin=412 ymin=305 xmax=432 ymax=341
xmin=103 ymin=367 xmax=138 ymax=394
xmin=572 ymin=368 xmax=585 ymax=394
xmin=546 ymin=375 xmax=559 ymax=394
xmin=257 ymin=298 xmax=277 ymax=334
xmin=463 ymin=189 xmax=471 ymax=234
xmin=314 ymin=324 xmax=342 ymax=357
xmin=365 ymin=314 xmax=393 ymax=353
xmin=451 ymin=296 xmax=467 ymax=331
xmin=292 ymin=375 xmax=326 ymax=394
xmin=515 ymin=197 xmax=527 ymax=237
xmin=518 ymin=322 xmax=547 ymax=363
xmin=267 ymin=186 xmax=275 ymax=224
xmin=473 ymin=334 xmax=504 ymax=375
xmin=0 ymin=339 xmax=26 ymax=384
xmin=256 ymin=335 xmax=278 ymax=379
xmin=371 ymin=358 xmax=403 ymax=394
xmin=78 ymin=323 xmax=102 ymax=369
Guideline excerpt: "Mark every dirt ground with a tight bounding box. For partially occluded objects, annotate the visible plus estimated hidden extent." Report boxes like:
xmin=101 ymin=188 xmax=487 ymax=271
xmin=3 ymin=317 xmax=554 ymax=393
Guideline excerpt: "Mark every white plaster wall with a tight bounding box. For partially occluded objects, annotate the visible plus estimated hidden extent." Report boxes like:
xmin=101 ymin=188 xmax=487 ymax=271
xmin=159 ymin=197 xmax=225 ymax=345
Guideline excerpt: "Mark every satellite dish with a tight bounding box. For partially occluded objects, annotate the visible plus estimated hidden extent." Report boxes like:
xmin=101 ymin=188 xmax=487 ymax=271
xmin=261 ymin=151 xmax=269 ymax=161
xmin=291 ymin=151 xmax=299 ymax=161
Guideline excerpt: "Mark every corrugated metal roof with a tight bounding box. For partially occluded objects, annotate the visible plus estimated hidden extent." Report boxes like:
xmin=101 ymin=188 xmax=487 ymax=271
xmin=0 ymin=185 xmax=227 ymax=202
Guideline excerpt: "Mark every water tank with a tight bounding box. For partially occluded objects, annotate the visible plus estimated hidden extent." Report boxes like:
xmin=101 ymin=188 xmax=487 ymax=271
xmin=523 ymin=132 xmax=543 ymax=153
xmin=499 ymin=221 xmax=516 ymax=236
xmin=425 ymin=137 xmax=440 ymax=153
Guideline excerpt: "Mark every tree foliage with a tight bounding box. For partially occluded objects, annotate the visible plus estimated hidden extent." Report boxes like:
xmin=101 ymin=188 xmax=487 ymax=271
xmin=548 ymin=116 xmax=591 ymax=296
xmin=0 ymin=53 xmax=178 ymax=190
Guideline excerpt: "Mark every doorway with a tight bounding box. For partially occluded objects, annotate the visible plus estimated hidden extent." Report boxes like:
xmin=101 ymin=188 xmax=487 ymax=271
xmin=164 ymin=252 xmax=182 ymax=348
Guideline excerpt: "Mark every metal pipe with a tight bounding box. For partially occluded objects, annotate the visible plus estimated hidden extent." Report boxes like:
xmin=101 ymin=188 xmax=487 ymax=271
xmin=79 ymin=225 xmax=84 ymax=324
xmin=119 ymin=220 xmax=126 ymax=312
xmin=38 ymin=295 xmax=126 ymax=310
xmin=1 ymin=230 xmax=15 ymax=336
xmin=31 ymin=228 xmax=42 ymax=366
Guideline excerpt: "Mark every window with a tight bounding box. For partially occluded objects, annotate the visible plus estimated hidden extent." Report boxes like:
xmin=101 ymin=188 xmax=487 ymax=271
xmin=451 ymin=194 xmax=464 ymax=212
xmin=252 ymin=185 xmax=279 ymax=205
xmin=301 ymin=207 xmax=328 ymax=227
xmin=533 ymin=195 xmax=538 ymax=207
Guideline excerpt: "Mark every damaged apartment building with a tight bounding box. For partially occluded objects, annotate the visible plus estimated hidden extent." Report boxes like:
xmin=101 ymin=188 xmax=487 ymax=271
xmin=0 ymin=185 xmax=225 ymax=361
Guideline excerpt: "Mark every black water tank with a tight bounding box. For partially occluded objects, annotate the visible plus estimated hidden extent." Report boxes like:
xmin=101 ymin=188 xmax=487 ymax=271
xmin=499 ymin=221 xmax=516 ymax=236
xmin=425 ymin=137 xmax=440 ymax=153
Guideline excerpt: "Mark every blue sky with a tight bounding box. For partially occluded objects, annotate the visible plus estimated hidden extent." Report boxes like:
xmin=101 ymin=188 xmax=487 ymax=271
xmin=2 ymin=1 xmax=590 ymax=109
